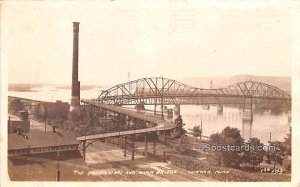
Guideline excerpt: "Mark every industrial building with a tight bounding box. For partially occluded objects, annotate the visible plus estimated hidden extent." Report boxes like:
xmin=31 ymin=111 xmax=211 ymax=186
xmin=8 ymin=112 xmax=30 ymax=134
xmin=34 ymin=101 xmax=70 ymax=119
xmin=8 ymin=127 xmax=79 ymax=157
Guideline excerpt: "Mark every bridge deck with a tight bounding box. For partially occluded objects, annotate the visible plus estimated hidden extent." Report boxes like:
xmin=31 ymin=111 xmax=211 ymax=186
xmin=8 ymin=96 xmax=49 ymax=104
xmin=77 ymin=100 xmax=176 ymax=141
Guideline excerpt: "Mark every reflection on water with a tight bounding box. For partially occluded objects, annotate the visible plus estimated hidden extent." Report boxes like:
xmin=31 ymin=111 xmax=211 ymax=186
xmin=9 ymin=88 xmax=290 ymax=144
xmin=179 ymin=105 xmax=290 ymax=144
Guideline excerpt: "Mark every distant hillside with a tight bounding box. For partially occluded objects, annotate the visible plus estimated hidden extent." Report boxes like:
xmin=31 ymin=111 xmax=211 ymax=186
xmin=55 ymin=84 xmax=99 ymax=90
xmin=180 ymin=75 xmax=291 ymax=95
xmin=8 ymin=84 xmax=42 ymax=92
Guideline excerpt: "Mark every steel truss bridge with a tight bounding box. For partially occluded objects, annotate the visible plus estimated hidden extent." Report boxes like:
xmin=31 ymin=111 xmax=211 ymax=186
xmin=78 ymin=77 xmax=291 ymax=160
xmin=96 ymin=77 xmax=291 ymax=106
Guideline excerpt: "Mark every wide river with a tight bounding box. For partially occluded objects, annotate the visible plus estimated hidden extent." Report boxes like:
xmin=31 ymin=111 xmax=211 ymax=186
xmin=9 ymin=86 xmax=291 ymax=144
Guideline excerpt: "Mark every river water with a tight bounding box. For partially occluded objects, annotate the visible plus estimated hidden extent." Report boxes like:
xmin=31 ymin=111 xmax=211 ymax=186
xmin=9 ymin=86 xmax=291 ymax=144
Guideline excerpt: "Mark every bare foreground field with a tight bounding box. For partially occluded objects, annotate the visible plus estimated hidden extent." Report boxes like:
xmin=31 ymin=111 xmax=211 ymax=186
xmin=8 ymin=142 xmax=215 ymax=181
xmin=8 ymin=141 xmax=290 ymax=182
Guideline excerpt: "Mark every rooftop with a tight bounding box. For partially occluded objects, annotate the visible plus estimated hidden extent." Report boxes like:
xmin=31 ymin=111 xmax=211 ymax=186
xmin=8 ymin=129 xmax=79 ymax=150
xmin=8 ymin=114 xmax=21 ymax=121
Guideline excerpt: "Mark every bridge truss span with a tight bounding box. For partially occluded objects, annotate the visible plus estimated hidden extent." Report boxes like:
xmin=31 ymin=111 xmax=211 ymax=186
xmin=96 ymin=77 xmax=291 ymax=106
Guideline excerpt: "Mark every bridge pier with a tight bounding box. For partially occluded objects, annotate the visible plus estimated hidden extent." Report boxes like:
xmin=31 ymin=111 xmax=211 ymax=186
xmin=250 ymin=121 xmax=252 ymax=139
xmin=242 ymin=109 xmax=253 ymax=123
xmin=161 ymin=101 xmax=164 ymax=120
xmin=174 ymin=104 xmax=180 ymax=115
xmin=153 ymin=139 xmax=157 ymax=155
xmin=136 ymin=102 xmax=145 ymax=111
xmin=242 ymin=98 xmax=253 ymax=124
xmin=127 ymin=117 xmax=130 ymax=129
xmin=82 ymin=141 xmax=86 ymax=161
xmin=167 ymin=109 xmax=173 ymax=119
xmin=144 ymin=134 xmax=148 ymax=157
xmin=119 ymin=114 xmax=126 ymax=129
xmin=217 ymin=105 xmax=223 ymax=115
xmin=131 ymin=134 xmax=135 ymax=160
xmin=124 ymin=136 xmax=127 ymax=157
xmin=242 ymin=110 xmax=253 ymax=139
xmin=242 ymin=99 xmax=253 ymax=140
xmin=164 ymin=131 xmax=168 ymax=145
xmin=242 ymin=118 xmax=253 ymax=140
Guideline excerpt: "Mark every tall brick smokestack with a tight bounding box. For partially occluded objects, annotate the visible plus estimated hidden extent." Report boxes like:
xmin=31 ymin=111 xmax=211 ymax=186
xmin=70 ymin=22 xmax=80 ymax=114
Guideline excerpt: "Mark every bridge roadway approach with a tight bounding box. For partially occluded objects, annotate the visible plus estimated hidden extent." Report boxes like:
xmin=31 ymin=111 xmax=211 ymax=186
xmin=77 ymin=100 xmax=176 ymax=141
xmin=8 ymin=96 xmax=174 ymax=140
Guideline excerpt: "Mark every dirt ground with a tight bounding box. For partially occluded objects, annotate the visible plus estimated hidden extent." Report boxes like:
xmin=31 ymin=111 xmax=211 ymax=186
xmin=8 ymin=140 xmax=290 ymax=182
xmin=8 ymin=141 xmax=215 ymax=181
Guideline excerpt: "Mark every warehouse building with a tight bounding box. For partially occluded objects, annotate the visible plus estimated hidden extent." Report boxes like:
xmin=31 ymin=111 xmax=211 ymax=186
xmin=8 ymin=127 xmax=79 ymax=157
xmin=8 ymin=111 xmax=30 ymax=134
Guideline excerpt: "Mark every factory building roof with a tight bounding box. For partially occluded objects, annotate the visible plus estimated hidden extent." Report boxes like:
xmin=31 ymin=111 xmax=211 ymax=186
xmin=8 ymin=114 xmax=21 ymax=121
xmin=8 ymin=129 xmax=79 ymax=150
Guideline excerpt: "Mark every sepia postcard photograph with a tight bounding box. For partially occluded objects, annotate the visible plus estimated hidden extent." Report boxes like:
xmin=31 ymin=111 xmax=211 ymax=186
xmin=1 ymin=0 xmax=300 ymax=187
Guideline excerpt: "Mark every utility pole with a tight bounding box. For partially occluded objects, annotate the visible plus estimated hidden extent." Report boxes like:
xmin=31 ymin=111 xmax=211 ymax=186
xmin=144 ymin=134 xmax=148 ymax=157
xmin=161 ymin=97 xmax=164 ymax=119
xmin=131 ymin=134 xmax=135 ymax=160
xmin=44 ymin=104 xmax=47 ymax=132
xmin=82 ymin=141 xmax=86 ymax=161
xmin=124 ymin=136 xmax=127 ymax=157
xmin=154 ymin=99 xmax=157 ymax=115
xmin=161 ymin=77 xmax=164 ymax=119
xmin=56 ymin=151 xmax=60 ymax=181
xmin=200 ymin=120 xmax=203 ymax=140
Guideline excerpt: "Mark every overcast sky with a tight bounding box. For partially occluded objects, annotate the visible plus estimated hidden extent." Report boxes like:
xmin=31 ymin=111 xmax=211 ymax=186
xmin=2 ymin=1 xmax=297 ymax=85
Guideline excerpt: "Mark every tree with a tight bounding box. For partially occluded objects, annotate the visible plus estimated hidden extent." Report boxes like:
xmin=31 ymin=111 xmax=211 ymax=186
xmin=266 ymin=141 xmax=284 ymax=169
xmin=9 ymin=98 xmax=24 ymax=113
xmin=221 ymin=126 xmax=244 ymax=145
xmin=192 ymin=125 xmax=202 ymax=141
xmin=282 ymin=127 xmax=291 ymax=156
xmin=68 ymin=110 xmax=81 ymax=123
xmin=32 ymin=104 xmax=43 ymax=119
xmin=175 ymin=115 xmax=183 ymax=126
xmin=209 ymin=126 xmax=244 ymax=168
xmin=281 ymin=127 xmax=291 ymax=172
xmin=171 ymin=115 xmax=187 ymax=139
xmin=83 ymin=110 xmax=100 ymax=134
xmin=175 ymin=134 xmax=190 ymax=154
xmin=241 ymin=138 xmax=265 ymax=169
